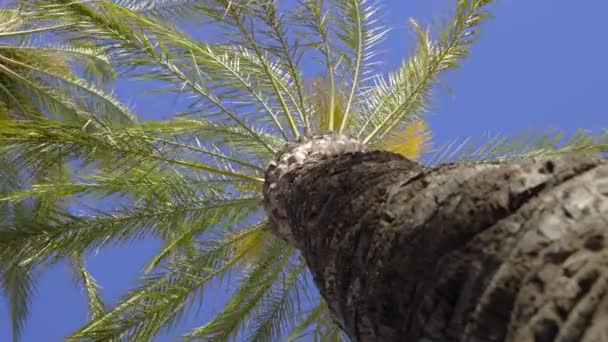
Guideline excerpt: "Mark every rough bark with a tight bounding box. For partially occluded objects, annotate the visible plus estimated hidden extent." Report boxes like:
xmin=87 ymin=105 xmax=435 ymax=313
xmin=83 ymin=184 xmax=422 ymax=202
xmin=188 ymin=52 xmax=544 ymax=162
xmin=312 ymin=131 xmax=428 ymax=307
xmin=264 ymin=148 xmax=608 ymax=341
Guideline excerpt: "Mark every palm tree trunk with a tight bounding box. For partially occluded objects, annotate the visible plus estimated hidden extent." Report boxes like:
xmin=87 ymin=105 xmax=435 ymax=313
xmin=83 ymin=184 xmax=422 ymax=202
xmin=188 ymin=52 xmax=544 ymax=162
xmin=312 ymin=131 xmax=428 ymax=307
xmin=265 ymin=148 xmax=608 ymax=341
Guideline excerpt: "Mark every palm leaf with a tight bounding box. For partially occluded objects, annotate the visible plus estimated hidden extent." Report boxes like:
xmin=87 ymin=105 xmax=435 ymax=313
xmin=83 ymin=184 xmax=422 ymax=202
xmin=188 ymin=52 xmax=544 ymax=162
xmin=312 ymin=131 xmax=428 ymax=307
xmin=0 ymin=156 xmax=65 ymax=342
xmin=0 ymin=119 xmax=264 ymax=183
xmin=0 ymin=8 xmax=129 ymax=123
xmin=359 ymin=0 xmax=493 ymax=144
xmin=70 ymin=254 xmax=106 ymax=320
xmin=183 ymin=238 xmax=295 ymax=340
xmin=244 ymin=257 xmax=309 ymax=342
xmin=333 ymin=0 xmax=388 ymax=133
xmin=26 ymin=0 xmax=291 ymax=147
xmin=66 ymin=221 xmax=270 ymax=341
xmin=424 ymin=128 xmax=608 ymax=165
xmin=0 ymin=260 xmax=36 ymax=342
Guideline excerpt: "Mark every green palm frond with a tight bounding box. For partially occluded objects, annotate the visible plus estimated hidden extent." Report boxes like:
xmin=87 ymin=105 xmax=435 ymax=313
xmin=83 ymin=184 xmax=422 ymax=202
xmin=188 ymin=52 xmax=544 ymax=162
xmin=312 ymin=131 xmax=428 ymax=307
xmin=0 ymin=9 xmax=21 ymax=32
xmin=0 ymin=154 xmax=68 ymax=341
xmin=250 ymin=1 xmax=310 ymax=135
xmin=0 ymin=259 xmax=36 ymax=342
xmin=0 ymin=220 xmax=30 ymax=342
xmin=0 ymin=172 xmax=259 ymax=208
xmin=244 ymin=256 xmax=311 ymax=342
xmin=25 ymin=0 xmax=293 ymax=146
xmin=0 ymin=119 xmax=264 ymax=182
xmin=287 ymin=300 xmax=327 ymax=341
xmin=0 ymin=44 xmax=115 ymax=82
xmin=425 ymin=128 xmax=608 ymax=165
xmin=0 ymin=52 xmax=133 ymax=122
xmin=287 ymin=298 xmax=346 ymax=342
xmin=333 ymin=0 xmax=388 ymax=132
xmin=295 ymin=0 xmax=339 ymax=131
xmin=0 ymin=24 xmax=74 ymax=39
xmin=359 ymin=0 xmax=492 ymax=144
xmin=0 ymin=98 xmax=8 ymax=119
xmin=0 ymin=196 xmax=261 ymax=263
xmin=218 ymin=3 xmax=304 ymax=138
xmin=70 ymin=254 xmax=106 ymax=320
xmin=66 ymin=220 xmax=270 ymax=341
xmin=0 ymin=7 xmax=131 ymax=124
xmin=0 ymin=118 xmax=263 ymax=267
xmin=117 ymin=0 xmax=203 ymax=19
xmin=142 ymin=119 xmax=283 ymax=159
xmin=183 ymin=239 xmax=296 ymax=340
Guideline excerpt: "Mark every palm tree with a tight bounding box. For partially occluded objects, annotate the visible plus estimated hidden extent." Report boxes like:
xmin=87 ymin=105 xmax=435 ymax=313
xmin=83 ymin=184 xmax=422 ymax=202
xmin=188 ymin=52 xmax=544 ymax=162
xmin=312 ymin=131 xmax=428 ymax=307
xmin=0 ymin=0 xmax=606 ymax=341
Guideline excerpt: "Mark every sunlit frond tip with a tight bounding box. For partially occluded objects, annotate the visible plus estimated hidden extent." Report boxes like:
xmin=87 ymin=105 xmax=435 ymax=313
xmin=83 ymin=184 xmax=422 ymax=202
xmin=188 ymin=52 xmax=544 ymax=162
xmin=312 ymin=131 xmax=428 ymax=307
xmin=358 ymin=0 xmax=493 ymax=144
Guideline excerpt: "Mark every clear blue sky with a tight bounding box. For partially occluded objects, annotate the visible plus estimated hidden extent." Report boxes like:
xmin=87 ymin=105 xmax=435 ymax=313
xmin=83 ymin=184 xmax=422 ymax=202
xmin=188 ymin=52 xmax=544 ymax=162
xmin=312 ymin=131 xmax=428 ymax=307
xmin=2 ymin=0 xmax=607 ymax=340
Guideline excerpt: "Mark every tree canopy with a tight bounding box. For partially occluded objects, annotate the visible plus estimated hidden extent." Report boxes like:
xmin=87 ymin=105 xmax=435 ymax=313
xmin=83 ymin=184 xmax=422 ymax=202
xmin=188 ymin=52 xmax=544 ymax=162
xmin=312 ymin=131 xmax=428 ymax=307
xmin=0 ymin=0 xmax=606 ymax=341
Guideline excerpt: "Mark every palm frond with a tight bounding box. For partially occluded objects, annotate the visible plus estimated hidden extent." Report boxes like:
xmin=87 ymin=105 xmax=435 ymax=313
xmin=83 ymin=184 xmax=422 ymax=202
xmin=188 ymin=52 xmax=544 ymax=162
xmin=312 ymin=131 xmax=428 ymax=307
xmin=287 ymin=299 xmax=327 ymax=342
xmin=0 ymin=129 xmax=263 ymax=262
xmin=0 ymin=196 xmax=261 ymax=266
xmin=245 ymin=257 xmax=309 ymax=342
xmin=0 ymin=7 xmax=129 ymax=123
xmin=287 ymin=299 xmax=346 ymax=342
xmin=183 ymin=239 xmax=294 ymax=340
xmin=0 ymin=44 xmax=115 ymax=82
xmin=227 ymin=10 xmax=302 ymax=138
xmin=0 ymin=24 xmax=74 ymax=38
xmin=309 ymin=76 xmax=348 ymax=132
xmin=0 ymin=152 xmax=69 ymax=342
xmin=333 ymin=0 xmax=388 ymax=133
xmin=187 ymin=46 xmax=290 ymax=139
xmin=192 ymin=0 xmax=308 ymax=137
xmin=312 ymin=307 xmax=347 ymax=341
xmin=0 ymin=53 xmax=135 ymax=124
xmin=0 ymin=170 xmax=259 ymax=208
xmin=26 ymin=0 xmax=288 ymax=149
xmin=118 ymin=0 xmax=203 ymax=19
xmin=359 ymin=0 xmax=493 ymax=144
xmin=424 ymin=128 xmax=608 ymax=165
xmin=0 ymin=119 xmax=264 ymax=183
xmin=250 ymin=0 xmax=311 ymax=135
xmin=0 ymin=261 xmax=36 ymax=342
xmin=0 ymin=98 xmax=8 ymax=119
xmin=70 ymin=255 xmax=106 ymax=320
xmin=142 ymin=119 xmax=283 ymax=159
xmin=66 ymin=221 xmax=269 ymax=342
xmin=0 ymin=63 xmax=99 ymax=122
xmin=296 ymin=0 xmax=339 ymax=131
xmin=230 ymin=228 xmax=274 ymax=271
xmin=0 ymin=8 xmax=22 ymax=33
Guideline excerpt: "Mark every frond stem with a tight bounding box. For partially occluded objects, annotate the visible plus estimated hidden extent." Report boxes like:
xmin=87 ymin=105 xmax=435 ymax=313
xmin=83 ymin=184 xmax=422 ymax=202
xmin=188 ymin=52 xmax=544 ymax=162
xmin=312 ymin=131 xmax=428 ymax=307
xmin=339 ymin=0 xmax=363 ymax=133
xmin=0 ymin=23 xmax=74 ymax=38
xmin=149 ymin=137 xmax=264 ymax=172
xmin=70 ymin=223 xmax=266 ymax=339
xmin=226 ymin=5 xmax=301 ymax=138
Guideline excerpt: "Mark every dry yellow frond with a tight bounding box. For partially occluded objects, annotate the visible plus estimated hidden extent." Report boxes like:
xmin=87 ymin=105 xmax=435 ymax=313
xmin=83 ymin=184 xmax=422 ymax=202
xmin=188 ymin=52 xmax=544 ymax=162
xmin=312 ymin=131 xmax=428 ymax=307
xmin=380 ymin=120 xmax=432 ymax=160
xmin=309 ymin=77 xmax=355 ymax=132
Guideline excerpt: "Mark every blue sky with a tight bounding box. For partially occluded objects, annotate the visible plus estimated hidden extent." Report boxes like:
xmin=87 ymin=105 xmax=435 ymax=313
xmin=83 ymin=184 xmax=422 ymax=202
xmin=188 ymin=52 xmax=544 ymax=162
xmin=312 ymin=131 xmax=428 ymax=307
xmin=2 ymin=0 xmax=607 ymax=341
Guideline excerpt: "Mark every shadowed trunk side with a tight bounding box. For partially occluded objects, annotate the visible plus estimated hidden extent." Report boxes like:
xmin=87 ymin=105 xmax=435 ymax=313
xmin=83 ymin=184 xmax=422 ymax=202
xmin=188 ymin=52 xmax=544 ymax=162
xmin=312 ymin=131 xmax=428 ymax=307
xmin=270 ymin=150 xmax=608 ymax=341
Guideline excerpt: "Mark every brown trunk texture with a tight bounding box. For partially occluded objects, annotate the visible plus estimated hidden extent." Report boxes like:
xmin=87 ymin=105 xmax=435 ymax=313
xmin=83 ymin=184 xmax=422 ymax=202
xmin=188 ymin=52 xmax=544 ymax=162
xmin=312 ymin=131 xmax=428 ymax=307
xmin=273 ymin=151 xmax=608 ymax=341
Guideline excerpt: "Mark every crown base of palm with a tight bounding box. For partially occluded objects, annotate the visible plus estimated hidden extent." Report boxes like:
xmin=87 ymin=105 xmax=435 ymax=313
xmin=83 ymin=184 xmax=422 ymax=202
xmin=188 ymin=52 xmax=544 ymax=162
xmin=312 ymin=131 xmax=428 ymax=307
xmin=263 ymin=133 xmax=366 ymax=245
